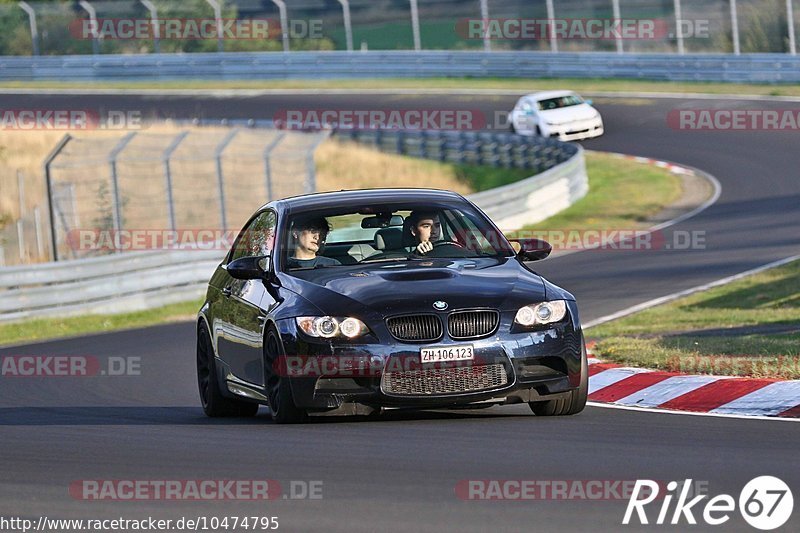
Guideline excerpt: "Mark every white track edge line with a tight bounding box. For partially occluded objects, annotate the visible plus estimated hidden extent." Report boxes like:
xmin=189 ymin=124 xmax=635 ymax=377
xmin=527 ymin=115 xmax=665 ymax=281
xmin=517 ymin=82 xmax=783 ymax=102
xmin=586 ymin=401 xmax=800 ymax=422
xmin=584 ymin=252 xmax=800 ymax=329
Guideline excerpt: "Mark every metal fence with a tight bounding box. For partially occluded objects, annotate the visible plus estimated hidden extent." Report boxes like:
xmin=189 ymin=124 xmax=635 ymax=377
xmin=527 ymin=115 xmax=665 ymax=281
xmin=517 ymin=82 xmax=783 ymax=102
xmin=0 ymin=168 xmax=47 ymax=266
xmin=0 ymin=127 xmax=329 ymax=266
xmin=0 ymin=128 xmax=588 ymax=323
xmin=2 ymin=0 xmax=798 ymax=56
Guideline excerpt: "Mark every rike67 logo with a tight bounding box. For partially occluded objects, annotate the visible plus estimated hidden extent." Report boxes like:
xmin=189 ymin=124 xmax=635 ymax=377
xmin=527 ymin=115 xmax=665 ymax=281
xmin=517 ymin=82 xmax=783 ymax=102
xmin=624 ymin=476 xmax=793 ymax=530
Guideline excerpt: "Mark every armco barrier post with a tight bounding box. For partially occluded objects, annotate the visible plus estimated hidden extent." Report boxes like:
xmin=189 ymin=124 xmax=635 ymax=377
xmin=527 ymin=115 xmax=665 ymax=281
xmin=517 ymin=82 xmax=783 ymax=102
xmin=215 ymin=128 xmax=239 ymax=230
xmin=546 ymin=0 xmax=557 ymax=52
xmin=611 ymin=0 xmax=623 ymax=53
xmin=109 ymin=132 xmax=137 ymax=237
xmin=409 ymin=0 xmax=421 ymax=51
xmin=163 ymin=131 xmax=189 ymax=232
xmin=205 ymin=0 xmax=224 ymax=53
xmin=674 ymin=0 xmax=685 ymax=54
xmin=78 ymin=1 xmax=100 ymax=55
xmin=16 ymin=220 xmax=24 ymax=262
xmin=140 ymin=0 xmax=160 ymax=53
xmin=34 ymin=206 xmax=44 ymax=259
xmin=788 ymin=0 xmax=797 ymax=55
xmin=480 ymin=0 xmax=491 ymax=52
xmin=731 ymin=0 xmax=741 ymax=55
xmin=306 ymin=131 xmax=330 ymax=194
xmin=18 ymin=1 xmax=40 ymax=56
xmin=43 ymin=134 xmax=72 ymax=262
xmin=263 ymin=133 xmax=286 ymax=202
xmin=16 ymin=170 xmax=25 ymax=220
xmin=271 ymin=0 xmax=290 ymax=52
xmin=337 ymin=0 xmax=354 ymax=52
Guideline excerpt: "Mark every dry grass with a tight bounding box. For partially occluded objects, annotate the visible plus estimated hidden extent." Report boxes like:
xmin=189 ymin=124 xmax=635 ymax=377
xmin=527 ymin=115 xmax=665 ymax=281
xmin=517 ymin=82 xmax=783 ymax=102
xmin=0 ymin=130 xmax=475 ymax=230
xmin=0 ymin=131 xmax=66 ymax=220
xmin=315 ymin=138 xmax=472 ymax=194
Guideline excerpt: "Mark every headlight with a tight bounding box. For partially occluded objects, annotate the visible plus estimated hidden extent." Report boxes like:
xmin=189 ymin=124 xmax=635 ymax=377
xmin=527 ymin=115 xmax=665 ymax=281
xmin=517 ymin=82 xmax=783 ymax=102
xmin=514 ymin=301 xmax=568 ymax=327
xmin=295 ymin=316 xmax=369 ymax=339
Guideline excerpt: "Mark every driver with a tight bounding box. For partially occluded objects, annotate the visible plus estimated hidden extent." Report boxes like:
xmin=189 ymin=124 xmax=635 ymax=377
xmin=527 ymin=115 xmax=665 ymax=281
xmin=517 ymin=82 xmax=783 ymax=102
xmin=408 ymin=210 xmax=442 ymax=255
xmin=287 ymin=216 xmax=341 ymax=268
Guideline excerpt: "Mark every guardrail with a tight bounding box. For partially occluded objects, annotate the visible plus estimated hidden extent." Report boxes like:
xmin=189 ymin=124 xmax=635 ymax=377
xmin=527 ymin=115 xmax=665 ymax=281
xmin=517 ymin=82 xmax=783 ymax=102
xmin=336 ymin=128 xmax=577 ymax=171
xmin=0 ymin=126 xmax=587 ymax=324
xmin=338 ymin=128 xmax=587 ymax=230
xmin=2 ymin=51 xmax=799 ymax=83
xmin=0 ymin=250 xmax=223 ymax=323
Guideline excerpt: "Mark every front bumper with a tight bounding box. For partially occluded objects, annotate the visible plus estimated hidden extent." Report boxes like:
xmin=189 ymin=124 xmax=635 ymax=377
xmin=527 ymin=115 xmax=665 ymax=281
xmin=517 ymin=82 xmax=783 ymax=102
xmin=275 ymin=306 xmax=583 ymax=412
xmin=545 ymin=119 xmax=604 ymax=142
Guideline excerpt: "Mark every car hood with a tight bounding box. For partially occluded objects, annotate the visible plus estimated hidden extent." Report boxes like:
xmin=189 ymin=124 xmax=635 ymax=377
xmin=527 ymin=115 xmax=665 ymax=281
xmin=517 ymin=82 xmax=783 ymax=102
xmin=279 ymin=257 xmax=549 ymax=319
xmin=539 ymin=104 xmax=598 ymax=123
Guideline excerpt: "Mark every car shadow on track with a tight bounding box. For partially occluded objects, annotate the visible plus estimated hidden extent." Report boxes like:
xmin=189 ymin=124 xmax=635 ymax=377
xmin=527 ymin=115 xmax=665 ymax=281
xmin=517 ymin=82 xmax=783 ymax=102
xmin=0 ymin=406 xmax=537 ymax=425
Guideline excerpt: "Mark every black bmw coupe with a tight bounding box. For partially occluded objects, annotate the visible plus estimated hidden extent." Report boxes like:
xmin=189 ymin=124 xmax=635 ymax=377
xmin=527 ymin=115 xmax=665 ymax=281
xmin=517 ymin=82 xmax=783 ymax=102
xmin=197 ymin=188 xmax=587 ymax=423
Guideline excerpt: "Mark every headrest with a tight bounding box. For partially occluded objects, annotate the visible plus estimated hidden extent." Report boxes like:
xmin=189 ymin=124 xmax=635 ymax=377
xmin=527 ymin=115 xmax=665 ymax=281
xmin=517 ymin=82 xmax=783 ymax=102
xmin=374 ymin=227 xmax=404 ymax=250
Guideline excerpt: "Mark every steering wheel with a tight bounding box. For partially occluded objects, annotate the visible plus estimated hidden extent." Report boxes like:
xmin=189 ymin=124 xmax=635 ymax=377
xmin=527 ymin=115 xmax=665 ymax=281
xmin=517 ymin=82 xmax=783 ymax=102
xmin=432 ymin=240 xmax=464 ymax=249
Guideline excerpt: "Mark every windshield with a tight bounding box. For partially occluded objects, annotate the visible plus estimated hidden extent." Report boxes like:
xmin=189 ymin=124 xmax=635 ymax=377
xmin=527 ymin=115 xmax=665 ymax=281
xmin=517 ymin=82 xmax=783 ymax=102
xmin=283 ymin=204 xmax=514 ymax=270
xmin=537 ymin=95 xmax=584 ymax=111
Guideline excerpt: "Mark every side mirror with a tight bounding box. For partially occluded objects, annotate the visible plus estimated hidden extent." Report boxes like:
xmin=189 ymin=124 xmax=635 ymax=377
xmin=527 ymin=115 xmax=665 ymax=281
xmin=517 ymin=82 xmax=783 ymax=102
xmin=512 ymin=239 xmax=552 ymax=261
xmin=226 ymin=255 xmax=270 ymax=280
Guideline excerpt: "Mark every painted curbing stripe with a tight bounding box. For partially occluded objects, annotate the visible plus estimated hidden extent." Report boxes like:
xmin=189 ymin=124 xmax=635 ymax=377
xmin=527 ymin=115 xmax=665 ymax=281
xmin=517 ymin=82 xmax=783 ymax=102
xmin=613 ymin=375 xmax=720 ymax=407
xmin=589 ymin=372 xmax=674 ymax=402
xmin=709 ymin=381 xmax=800 ymax=416
xmin=778 ymin=404 xmax=800 ymax=418
xmin=588 ymin=362 xmax=620 ymax=377
xmin=657 ymin=378 xmax=774 ymax=412
xmin=587 ymin=357 xmax=602 ymax=365
xmin=588 ymin=367 xmax=651 ymax=395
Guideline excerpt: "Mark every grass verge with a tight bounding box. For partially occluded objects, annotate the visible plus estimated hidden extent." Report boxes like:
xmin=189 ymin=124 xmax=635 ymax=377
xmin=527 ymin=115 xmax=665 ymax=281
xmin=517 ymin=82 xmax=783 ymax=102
xmin=0 ymin=298 xmax=204 ymax=347
xmin=531 ymin=151 xmax=682 ymax=233
xmin=590 ymin=259 xmax=800 ymax=379
xmin=3 ymin=77 xmax=799 ymax=97
xmin=0 ymin=149 xmax=681 ymax=347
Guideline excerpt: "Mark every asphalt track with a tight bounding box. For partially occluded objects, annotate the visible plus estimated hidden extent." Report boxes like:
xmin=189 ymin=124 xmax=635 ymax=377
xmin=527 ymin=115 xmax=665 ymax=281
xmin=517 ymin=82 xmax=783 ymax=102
xmin=1 ymin=91 xmax=799 ymax=532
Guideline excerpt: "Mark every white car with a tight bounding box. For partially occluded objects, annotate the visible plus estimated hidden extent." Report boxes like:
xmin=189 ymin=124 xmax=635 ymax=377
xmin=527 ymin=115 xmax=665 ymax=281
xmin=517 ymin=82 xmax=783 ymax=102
xmin=510 ymin=91 xmax=604 ymax=141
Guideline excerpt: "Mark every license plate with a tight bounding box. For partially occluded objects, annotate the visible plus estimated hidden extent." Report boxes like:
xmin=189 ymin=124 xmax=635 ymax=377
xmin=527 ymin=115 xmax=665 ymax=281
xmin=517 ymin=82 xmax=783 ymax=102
xmin=420 ymin=344 xmax=474 ymax=363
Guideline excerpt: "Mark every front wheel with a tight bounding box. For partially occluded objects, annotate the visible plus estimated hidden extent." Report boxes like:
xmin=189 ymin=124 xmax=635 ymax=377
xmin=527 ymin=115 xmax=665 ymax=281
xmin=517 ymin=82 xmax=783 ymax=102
xmin=197 ymin=323 xmax=259 ymax=417
xmin=529 ymin=340 xmax=588 ymax=416
xmin=264 ymin=327 xmax=308 ymax=424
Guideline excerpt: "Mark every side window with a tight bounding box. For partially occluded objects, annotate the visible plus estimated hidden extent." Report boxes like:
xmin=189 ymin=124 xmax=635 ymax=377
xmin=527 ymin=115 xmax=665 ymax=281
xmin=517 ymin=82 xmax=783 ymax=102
xmin=229 ymin=210 xmax=277 ymax=262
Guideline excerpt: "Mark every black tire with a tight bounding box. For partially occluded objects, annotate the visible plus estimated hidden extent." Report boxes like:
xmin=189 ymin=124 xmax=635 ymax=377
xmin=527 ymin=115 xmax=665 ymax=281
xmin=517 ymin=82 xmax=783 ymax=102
xmin=197 ymin=323 xmax=259 ymax=417
xmin=510 ymin=121 xmax=517 ymax=133
xmin=529 ymin=339 xmax=588 ymax=417
xmin=534 ymin=125 xmax=542 ymax=137
xmin=264 ymin=327 xmax=308 ymax=424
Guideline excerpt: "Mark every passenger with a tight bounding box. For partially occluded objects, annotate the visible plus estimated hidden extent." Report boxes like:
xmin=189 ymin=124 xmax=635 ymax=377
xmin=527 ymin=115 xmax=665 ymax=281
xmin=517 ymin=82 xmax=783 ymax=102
xmin=287 ymin=216 xmax=341 ymax=268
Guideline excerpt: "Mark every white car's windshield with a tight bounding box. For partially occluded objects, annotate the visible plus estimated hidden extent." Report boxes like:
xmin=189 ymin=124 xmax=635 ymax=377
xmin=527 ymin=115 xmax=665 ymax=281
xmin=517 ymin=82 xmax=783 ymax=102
xmin=537 ymin=95 xmax=584 ymax=111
